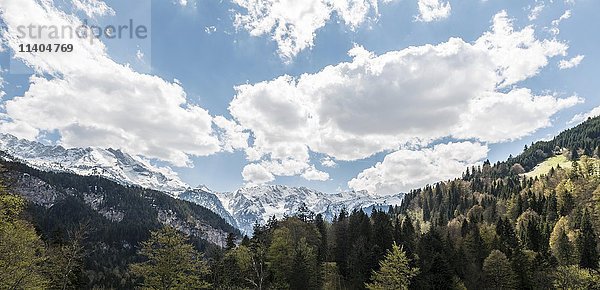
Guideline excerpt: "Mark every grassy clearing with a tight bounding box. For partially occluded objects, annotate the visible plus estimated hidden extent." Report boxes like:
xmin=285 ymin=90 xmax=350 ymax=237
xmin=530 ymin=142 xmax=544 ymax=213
xmin=524 ymin=155 xmax=572 ymax=178
xmin=524 ymin=155 xmax=600 ymax=178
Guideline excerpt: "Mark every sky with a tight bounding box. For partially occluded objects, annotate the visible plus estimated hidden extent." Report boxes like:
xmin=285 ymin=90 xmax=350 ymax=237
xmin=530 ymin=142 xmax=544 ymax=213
xmin=0 ymin=0 xmax=598 ymax=195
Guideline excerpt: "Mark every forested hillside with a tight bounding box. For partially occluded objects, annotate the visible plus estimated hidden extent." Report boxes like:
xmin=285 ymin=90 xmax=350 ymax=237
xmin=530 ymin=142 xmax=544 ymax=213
xmin=206 ymin=116 xmax=600 ymax=289
xmin=0 ymin=157 xmax=238 ymax=289
xmin=2 ymin=117 xmax=600 ymax=289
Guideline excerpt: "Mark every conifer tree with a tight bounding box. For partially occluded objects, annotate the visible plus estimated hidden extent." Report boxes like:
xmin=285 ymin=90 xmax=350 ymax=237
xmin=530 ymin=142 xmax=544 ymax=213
xmin=550 ymin=217 xmax=577 ymax=266
xmin=547 ymin=191 xmax=559 ymax=223
xmin=314 ymin=213 xmax=328 ymax=262
xmin=130 ymin=227 xmax=211 ymax=289
xmin=333 ymin=208 xmax=349 ymax=277
xmin=226 ymin=232 xmax=236 ymax=250
xmin=365 ymin=243 xmax=418 ymax=290
xmin=578 ymin=210 xmax=598 ymax=269
xmin=371 ymin=210 xmax=394 ymax=262
xmin=482 ymin=250 xmax=517 ymax=290
xmin=571 ymin=148 xmax=580 ymax=161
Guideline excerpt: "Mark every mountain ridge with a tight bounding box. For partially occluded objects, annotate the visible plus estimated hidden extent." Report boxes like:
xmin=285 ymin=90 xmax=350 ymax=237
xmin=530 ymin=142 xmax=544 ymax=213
xmin=0 ymin=133 xmax=189 ymax=193
xmin=0 ymin=133 xmax=405 ymax=234
xmin=214 ymin=184 xmax=404 ymax=234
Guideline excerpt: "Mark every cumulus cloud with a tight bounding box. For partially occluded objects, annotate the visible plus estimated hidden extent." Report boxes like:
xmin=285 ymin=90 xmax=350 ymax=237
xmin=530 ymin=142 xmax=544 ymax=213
xmin=214 ymin=116 xmax=250 ymax=152
xmin=349 ymin=142 xmax=489 ymax=195
xmin=232 ymin=0 xmax=381 ymax=60
xmin=0 ymin=0 xmax=221 ymax=167
xmin=569 ymin=106 xmax=600 ymax=125
xmin=301 ymin=166 xmax=330 ymax=181
xmin=229 ymin=11 xmax=578 ymax=190
xmin=454 ymin=89 xmax=582 ymax=142
xmin=242 ymin=163 xmax=275 ymax=185
xmin=416 ymin=0 xmax=451 ymax=22
xmin=559 ymin=54 xmax=584 ymax=70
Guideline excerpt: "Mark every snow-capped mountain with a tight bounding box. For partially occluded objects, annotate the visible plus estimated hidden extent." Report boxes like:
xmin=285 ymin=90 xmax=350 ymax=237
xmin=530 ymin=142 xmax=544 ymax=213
xmin=179 ymin=186 xmax=239 ymax=228
xmin=0 ymin=133 xmax=189 ymax=193
xmin=215 ymin=185 xmax=404 ymax=235
xmin=0 ymin=133 xmax=405 ymax=236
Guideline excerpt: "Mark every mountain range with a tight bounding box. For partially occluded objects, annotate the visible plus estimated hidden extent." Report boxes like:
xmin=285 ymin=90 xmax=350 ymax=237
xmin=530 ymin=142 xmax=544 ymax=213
xmin=0 ymin=133 xmax=404 ymax=234
xmin=183 ymin=184 xmax=404 ymax=234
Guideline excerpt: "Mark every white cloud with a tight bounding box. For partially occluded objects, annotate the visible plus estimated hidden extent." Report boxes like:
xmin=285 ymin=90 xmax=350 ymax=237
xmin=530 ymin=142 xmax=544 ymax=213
xmin=321 ymin=156 xmax=337 ymax=167
xmin=569 ymin=106 xmax=600 ymax=125
xmin=348 ymin=142 xmax=489 ymax=195
xmin=0 ymin=70 xmax=5 ymax=99
xmin=416 ymin=0 xmax=451 ymax=22
xmin=232 ymin=0 xmax=381 ymax=60
xmin=528 ymin=3 xmax=545 ymax=21
xmin=0 ymin=114 xmax=39 ymax=140
xmin=559 ymin=54 xmax=584 ymax=70
xmin=136 ymin=49 xmax=145 ymax=61
xmin=242 ymin=163 xmax=275 ymax=185
xmin=205 ymin=26 xmax=217 ymax=34
xmin=230 ymin=11 xmax=577 ymax=189
xmin=0 ymin=0 xmax=222 ymax=167
xmin=213 ymin=116 xmax=250 ymax=152
xmin=549 ymin=10 xmax=571 ymax=35
xmin=301 ymin=166 xmax=330 ymax=181
xmin=477 ymin=11 xmax=568 ymax=87
xmin=454 ymin=89 xmax=582 ymax=142
xmin=72 ymin=0 xmax=115 ymax=18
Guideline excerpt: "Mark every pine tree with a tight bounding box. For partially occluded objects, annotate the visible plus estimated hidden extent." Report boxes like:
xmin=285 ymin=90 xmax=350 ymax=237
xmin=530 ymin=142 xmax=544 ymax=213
xmin=314 ymin=213 xmax=328 ymax=262
xmin=550 ymin=217 xmax=577 ymax=266
xmin=558 ymin=190 xmax=574 ymax=216
xmin=226 ymin=232 xmax=236 ymax=250
xmin=347 ymin=210 xmax=374 ymax=288
xmin=423 ymin=199 xmax=431 ymax=221
xmin=289 ymin=240 xmax=320 ymax=290
xmin=365 ymin=243 xmax=419 ymax=290
xmin=546 ymin=191 xmax=558 ymax=223
xmin=578 ymin=210 xmax=598 ymax=269
xmin=482 ymin=250 xmax=517 ymax=289
xmin=571 ymin=148 xmax=580 ymax=161
xmin=463 ymin=225 xmax=486 ymax=288
xmin=496 ymin=218 xmax=518 ymax=257
xmin=400 ymin=215 xmax=416 ymax=257
xmin=241 ymin=235 xmax=251 ymax=246
xmin=371 ymin=210 xmax=394 ymax=263
xmin=130 ymin=227 xmax=211 ymax=289
xmin=333 ymin=209 xmax=349 ymax=277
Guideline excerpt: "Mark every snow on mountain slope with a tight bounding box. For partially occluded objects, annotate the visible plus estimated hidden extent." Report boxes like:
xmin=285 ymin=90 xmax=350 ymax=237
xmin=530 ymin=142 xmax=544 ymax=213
xmin=0 ymin=133 xmax=189 ymax=193
xmin=0 ymin=133 xmax=405 ymax=236
xmin=179 ymin=186 xmax=239 ymax=228
xmin=215 ymin=185 xmax=405 ymax=235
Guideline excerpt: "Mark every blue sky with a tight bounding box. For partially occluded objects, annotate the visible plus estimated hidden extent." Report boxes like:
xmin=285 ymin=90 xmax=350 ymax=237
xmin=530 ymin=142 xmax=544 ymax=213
xmin=0 ymin=0 xmax=598 ymax=194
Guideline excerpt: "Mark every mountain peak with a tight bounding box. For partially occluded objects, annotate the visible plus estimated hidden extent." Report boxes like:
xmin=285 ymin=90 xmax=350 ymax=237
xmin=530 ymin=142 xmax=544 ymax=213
xmin=217 ymin=184 xmax=404 ymax=234
xmin=0 ymin=133 xmax=190 ymax=193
